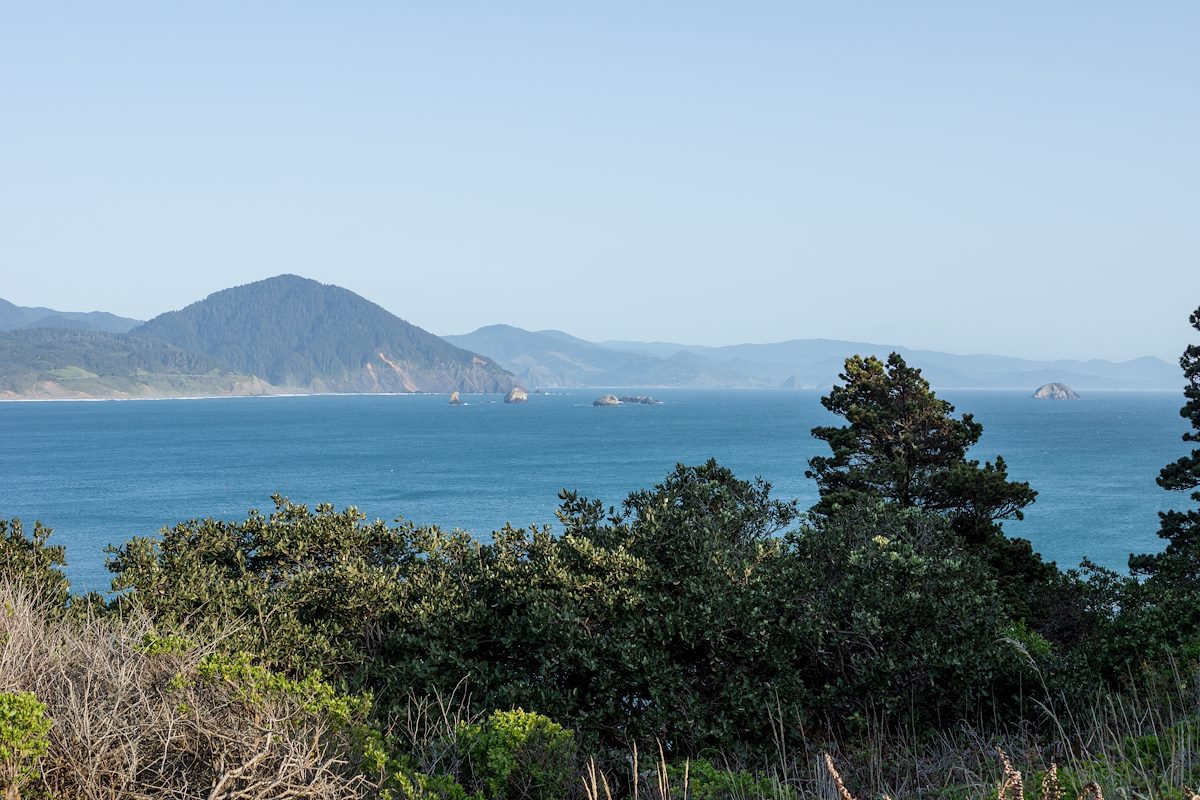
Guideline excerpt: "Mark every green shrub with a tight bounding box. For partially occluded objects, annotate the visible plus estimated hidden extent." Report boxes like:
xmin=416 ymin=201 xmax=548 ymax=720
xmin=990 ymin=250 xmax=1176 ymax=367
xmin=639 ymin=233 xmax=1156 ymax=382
xmin=456 ymin=709 xmax=576 ymax=800
xmin=667 ymin=758 xmax=794 ymax=800
xmin=191 ymin=652 xmax=372 ymax=725
xmin=134 ymin=631 xmax=193 ymax=656
xmin=779 ymin=504 xmax=1046 ymax=729
xmin=378 ymin=755 xmax=472 ymax=800
xmin=0 ymin=690 xmax=52 ymax=794
xmin=98 ymin=458 xmax=1125 ymax=760
xmin=106 ymin=496 xmax=416 ymax=681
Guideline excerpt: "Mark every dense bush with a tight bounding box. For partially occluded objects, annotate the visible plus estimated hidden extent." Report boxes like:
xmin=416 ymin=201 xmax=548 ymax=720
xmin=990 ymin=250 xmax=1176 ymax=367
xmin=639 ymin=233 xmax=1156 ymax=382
xmin=98 ymin=460 xmax=1061 ymax=760
xmin=779 ymin=506 xmax=1046 ymax=729
xmin=106 ymin=496 xmax=418 ymax=681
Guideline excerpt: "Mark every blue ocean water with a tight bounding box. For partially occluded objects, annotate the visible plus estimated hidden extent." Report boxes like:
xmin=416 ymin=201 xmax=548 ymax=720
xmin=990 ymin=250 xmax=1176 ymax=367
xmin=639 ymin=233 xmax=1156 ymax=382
xmin=0 ymin=389 xmax=1192 ymax=593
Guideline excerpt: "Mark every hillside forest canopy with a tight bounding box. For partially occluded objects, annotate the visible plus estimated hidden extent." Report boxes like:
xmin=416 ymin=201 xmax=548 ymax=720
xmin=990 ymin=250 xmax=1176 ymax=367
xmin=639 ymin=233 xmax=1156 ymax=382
xmin=1 ymin=305 xmax=1199 ymax=799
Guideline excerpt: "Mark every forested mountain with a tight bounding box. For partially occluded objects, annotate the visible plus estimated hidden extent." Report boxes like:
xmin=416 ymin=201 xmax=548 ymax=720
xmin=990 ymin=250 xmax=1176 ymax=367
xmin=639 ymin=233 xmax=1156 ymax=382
xmin=0 ymin=329 xmax=269 ymax=399
xmin=0 ymin=298 xmax=141 ymax=333
xmin=134 ymin=275 xmax=516 ymax=393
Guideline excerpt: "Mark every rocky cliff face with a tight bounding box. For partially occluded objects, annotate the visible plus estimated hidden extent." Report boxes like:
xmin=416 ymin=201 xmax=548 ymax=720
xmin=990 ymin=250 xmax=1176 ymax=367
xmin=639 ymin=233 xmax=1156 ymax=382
xmin=1032 ymin=382 xmax=1080 ymax=400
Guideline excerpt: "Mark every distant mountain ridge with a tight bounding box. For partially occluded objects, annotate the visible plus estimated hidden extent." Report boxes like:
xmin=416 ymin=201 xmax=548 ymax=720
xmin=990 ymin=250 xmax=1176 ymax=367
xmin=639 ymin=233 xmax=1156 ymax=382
xmin=0 ymin=298 xmax=141 ymax=334
xmin=442 ymin=324 xmax=758 ymax=388
xmin=447 ymin=327 xmax=1181 ymax=391
xmin=0 ymin=278 xmax=1180 ymax=400
xmin=134 ymin=275 xmax=516 ymax=394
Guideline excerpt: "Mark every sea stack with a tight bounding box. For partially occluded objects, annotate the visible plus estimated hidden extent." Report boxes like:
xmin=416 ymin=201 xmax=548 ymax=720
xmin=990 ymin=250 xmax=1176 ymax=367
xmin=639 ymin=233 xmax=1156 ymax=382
xmin=593 ymin=394 xmax=621 ymax=407
xmin=618 ymin=395 xmax=662 ymax=405
xmin=449 ymin=391 xmax=464 ymax=405
xmin=505 ymin=387 xmax=529 ymax=404
xmin=1032 ymin=382 xmax=1080 ymax=400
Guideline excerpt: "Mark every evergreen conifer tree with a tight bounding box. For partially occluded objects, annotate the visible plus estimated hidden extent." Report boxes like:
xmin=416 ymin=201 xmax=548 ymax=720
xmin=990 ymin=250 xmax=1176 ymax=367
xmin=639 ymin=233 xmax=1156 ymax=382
xmin=808 ymin=352 xmax=1052 ymax=619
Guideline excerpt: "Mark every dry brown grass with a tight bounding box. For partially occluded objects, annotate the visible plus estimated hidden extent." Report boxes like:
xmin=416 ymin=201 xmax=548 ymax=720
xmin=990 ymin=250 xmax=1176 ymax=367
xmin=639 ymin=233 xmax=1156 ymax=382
xmin=0 ymin=582 xmax=369 ymax=799
xmin=822 ymin=753 xmax=1113 ymax=800
xmin=579 ymin=695 xmax=1200 ymax=800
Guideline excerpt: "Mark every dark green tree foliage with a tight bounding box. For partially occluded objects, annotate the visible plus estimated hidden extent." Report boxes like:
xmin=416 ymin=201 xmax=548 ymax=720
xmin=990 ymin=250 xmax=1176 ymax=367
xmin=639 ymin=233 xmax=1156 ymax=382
xmin=106 ymin=496 xmax=417 ymax=679
xmin=807 ymin=353 xmax=1052 ymax=620
xmin=808 ymin=353 xmax=1035 ymax=524
xmin=374 ymin=463 xmax=1040 ymax=753
xmin=1127 ymin=307 xmax=1200 ymax=638
xmin=374 ymin=461 xmax=804 ymax=756
xmin=108 ymin=461 xmax=1047 ymax=760
xmin=779 ymin=505 xmax=1042 ymax=729
xmin=0 ymin=517 xmax=70 ymax=607
xmin=1070 ymin=556 xmax=1150 ymax=682
xmin=549 ymin=460 xmax=803 ymax=752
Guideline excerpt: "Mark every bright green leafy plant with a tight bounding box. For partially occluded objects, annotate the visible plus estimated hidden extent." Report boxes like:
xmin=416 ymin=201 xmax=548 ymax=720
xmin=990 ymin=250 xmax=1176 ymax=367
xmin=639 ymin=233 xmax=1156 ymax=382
xmin=456 ymin=709 xmax=576 ymax=800
xmin=0 ymin=690 xmax=52 ymax=797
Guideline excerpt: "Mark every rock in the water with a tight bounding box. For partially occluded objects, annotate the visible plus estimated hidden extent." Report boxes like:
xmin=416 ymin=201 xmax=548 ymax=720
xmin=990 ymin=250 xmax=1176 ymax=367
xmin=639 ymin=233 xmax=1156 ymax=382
xmin=449 ymin=391 xmax=464 ymax=405
xmin=1032 ymin=382 xmax=1080 ymax=400
xmin=593 ymin=394 xmax=621 ymax=407
xmin=618 ymin=395 xmax=662 ymax=405
xmin=505 ymin=387 xmax=529 ymax=404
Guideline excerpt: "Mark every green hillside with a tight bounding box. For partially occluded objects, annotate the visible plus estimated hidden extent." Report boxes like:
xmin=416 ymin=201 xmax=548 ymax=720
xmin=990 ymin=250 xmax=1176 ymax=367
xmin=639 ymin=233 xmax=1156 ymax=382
xmin=0 ymin=329 xmax=271 ymax=399
xmin=134 ymin=275 xmax=516 ymax=393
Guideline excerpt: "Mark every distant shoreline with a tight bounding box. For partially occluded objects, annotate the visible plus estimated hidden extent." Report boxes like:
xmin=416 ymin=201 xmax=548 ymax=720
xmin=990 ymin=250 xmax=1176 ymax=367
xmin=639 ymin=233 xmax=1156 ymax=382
xmin=0 ymin=390 xmax=428 ymax=404
xmin=0 ymin=386 xmax=1180 ymax=404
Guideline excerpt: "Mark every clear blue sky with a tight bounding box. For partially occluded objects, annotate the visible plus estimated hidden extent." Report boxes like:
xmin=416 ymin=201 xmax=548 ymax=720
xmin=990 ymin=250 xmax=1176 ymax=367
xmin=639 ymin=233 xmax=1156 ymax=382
xmin=2 ymin=3 xmax=1197 ymax=361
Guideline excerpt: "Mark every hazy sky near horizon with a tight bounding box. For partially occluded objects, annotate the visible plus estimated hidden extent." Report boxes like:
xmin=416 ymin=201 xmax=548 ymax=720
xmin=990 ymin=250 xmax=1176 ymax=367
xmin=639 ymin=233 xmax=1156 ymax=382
xmin=2 ymin=3 xmax=1197 ymax=361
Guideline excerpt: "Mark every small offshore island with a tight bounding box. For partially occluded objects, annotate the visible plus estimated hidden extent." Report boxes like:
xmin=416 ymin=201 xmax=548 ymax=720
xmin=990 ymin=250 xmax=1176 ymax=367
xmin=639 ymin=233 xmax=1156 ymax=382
xmin=592 ymin=394 xmax=662 ymax=406
xmin=1032 ymin=382 xmax=1081 ymax=400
